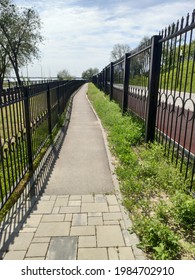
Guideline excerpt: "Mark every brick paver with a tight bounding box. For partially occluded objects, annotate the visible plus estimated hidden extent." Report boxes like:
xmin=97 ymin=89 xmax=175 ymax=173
xmin=1 ymin=194 xmax=146 ymax=260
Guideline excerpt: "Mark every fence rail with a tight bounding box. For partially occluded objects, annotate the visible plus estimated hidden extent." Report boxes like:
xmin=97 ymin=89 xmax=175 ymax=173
xmin=0 ymin=80 xmax=85 ymax=210
xmin=93 ymin=9 xmax=195 ymax=192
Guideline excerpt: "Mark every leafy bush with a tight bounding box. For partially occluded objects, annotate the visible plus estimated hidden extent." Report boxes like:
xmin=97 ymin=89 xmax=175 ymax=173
xmin=172 ymin=192 xmax=195 ymax=231
xmin=133 ymin=216 xmax=181 ymax=260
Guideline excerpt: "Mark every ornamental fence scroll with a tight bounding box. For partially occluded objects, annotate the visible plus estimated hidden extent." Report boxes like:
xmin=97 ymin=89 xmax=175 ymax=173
xmin=0 ymin=79 xmax=85 ymax=210
xmin=93 ymin=9 xmax=195 ymax=192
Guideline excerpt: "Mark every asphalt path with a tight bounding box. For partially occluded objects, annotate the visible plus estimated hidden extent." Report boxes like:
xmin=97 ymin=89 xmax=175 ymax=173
xmin=44 ymin=84 xmax=114 ymax=195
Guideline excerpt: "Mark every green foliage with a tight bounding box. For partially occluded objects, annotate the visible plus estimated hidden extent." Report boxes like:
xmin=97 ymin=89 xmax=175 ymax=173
xmin=0 ymin=0 xmax=43 ymax=85
xmin=133 ymin=216 xmax=180 ymax=260
xmin=57 ymin=69 xmax=73 ymax=80
xmin=82 ymin=68 xmax=99 ymax=81
xmin=172 ymin=192 xmax=195 ymax=231
xmin=87 ymin=83 xmax=195 ymax=260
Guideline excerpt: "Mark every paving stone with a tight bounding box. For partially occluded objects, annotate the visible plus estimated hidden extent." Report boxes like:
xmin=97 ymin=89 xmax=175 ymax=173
xmin=46 ymin=237 xmax=78 ymax=260
xmin=95 ymin=194 xmax=106 ymax=203
xmin=120 ymin=220 xmax=125 ymax=229
xmin=118 ymin=247 xmax=135 ymax=260
xmin=32 ymin=237 xmax=51 ymax=243
xmin=21 ymin=227 xmax=37 ymax=233
xmin=23 ymin=215 xmax=42 ymax=228
xmin=103 ymin=212 xmax=122 ymax=221
xmin=26 ymin=243 xmax=49 ymax=257
xmin=52 ymin=207 xmax=60 ymax=214
xmin=32 ymin=200 xmax=55 ymax=214
xmin=108 ymin=248 xmax=119 ymax=260
xmin=65 ymin=214 xmax=72 ymax=222
xmin=103 ymin=220 xmax=119 ymax=225
xmin=2 ymin=222 xmax=23 ymax=233
xmin=81 ymin=203 xmax=108 ymax=213
xmin=40 ymin=196 xmax=51 ymax=201
xmin=78 ymin=236 xmax=96 ymax=248
xmin=88 ymin=212 xmax=102 ymax=217
xmin=35 ymin=222 xmax=70 ymax=237
xmin=88 ymin=216 xmax=103 ymax=225
xmin=132 ymin=245 xmax=146 ymax=259
xmin=109 ymin=205 xmax=120 ymax=212
xmin=78 ymin=248 xmax=108 ymax=260
xmin=70 ymin=226 xmax=95 ymax=236
xmin=82 ymin=195 xmax=94 ymax=203
xmin=97 ymin=225 xmax=125 ymax=247
xmin=59 ymin=206 xmax=80 ymax=214
xmin=4 ymin=251 xmax=26 ymax=260
xmin=55 ymin=197 xmax=68 ymax=207
xmin=69 ymin=195 xmax=81 ymax=201
xmin=25 ymin=257 xmax=45 ymax=260
xmin=122 ymin=229 xmax=134 ymax=246
xmin=72 ymin=214 xmax=87 ymax=226
xmin=127 ymin=233 xmax=140 ymax=245
xmin=50 ymin=195 xmax=57 ymax=201
xmin=41 ymin=214 xmax=65 ymax=222
xmin=8 ymin=233 xmax=34 ymax=250
xmin=68 ymin=200 xmax=81 ymax=207
xmin=106 ymin=195 xmax=118 ymax=205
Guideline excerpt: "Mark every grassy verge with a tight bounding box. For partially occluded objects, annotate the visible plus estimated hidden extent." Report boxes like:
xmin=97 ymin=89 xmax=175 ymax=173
xmin=87 ymin=83 xmax=195 ymax=260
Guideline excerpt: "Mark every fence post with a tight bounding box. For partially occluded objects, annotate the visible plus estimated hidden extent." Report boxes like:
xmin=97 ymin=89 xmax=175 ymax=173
xmin=104 ymin=67 xmax=107 ymax=94
xmin=57 ymin=85 xmax=61 ymax=115
xmin=103 ymin=68 xmax=105 ymax=91
xmin=23 ymin=86 xmax=33 ymax=172
xmin=145 ymin=35 xmax=162 ymax=142
xmin=47 ymin=83 xmax=52 ymax=136
xmin=122 ymin=53 xmax=130 ymax=114
xmin=110 ymin=62 xmax=114 ymax=101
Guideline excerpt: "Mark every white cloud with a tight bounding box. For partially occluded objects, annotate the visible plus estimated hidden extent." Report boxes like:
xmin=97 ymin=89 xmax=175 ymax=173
xmin=16 ymin=0 xmax=195 ymax=77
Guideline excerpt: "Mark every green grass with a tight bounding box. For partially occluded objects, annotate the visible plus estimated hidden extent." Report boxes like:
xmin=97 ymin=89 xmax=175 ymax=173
xmin=124 ymin=59 xmax=195 ymax=94
xmin=87 ymin=83 xmax=195 ymax=260
xmin=160 ymin=60 xmax=195 ymax=94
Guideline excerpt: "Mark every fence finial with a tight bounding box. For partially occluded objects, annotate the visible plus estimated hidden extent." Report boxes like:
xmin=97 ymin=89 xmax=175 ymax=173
xmin=164 ymin=27 xmax=167 ymax=37
xmin=180 ymin=16 xmax=184 ymax=29
xmin=168 ymin=25 xmax=171 ymax=36
xmin=176 ymin=20 xmax=179 ymax=32
xmin=191 ymin=9 xmax=195 ymax=24
xmin=185 ymin=13 xmax=189 ymax=27
xmin=171 ymin=22 xmax=175 ymax=34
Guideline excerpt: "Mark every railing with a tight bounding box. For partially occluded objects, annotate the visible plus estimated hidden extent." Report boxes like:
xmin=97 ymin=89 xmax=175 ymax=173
xmin=0 ymin=80 xmax=85 ymax=210
xmin=93 ymin=9 xmax=195 ymax=192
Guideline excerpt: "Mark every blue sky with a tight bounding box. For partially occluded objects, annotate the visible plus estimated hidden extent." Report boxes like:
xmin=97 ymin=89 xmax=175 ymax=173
xmin=14 ymin=0 xmax=195 ymax=77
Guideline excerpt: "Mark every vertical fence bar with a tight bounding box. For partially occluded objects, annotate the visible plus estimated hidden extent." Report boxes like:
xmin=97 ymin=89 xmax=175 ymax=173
xmin=104 ymin=68 xmax=106 ymax=91
xmin=145 ymin=35 xmax=162 ymax=142
xmin=47 ymin=83 xmax=52 ymax=136
xmin=23 ymin=86 xmax=33 ymax=171
xmin=110 ymin=62 xmax=114 ymax=101
xmin=57 ymin=84 xmax=60 ymax=116
xmin=123 ymin=54 xmax=130 ymax=114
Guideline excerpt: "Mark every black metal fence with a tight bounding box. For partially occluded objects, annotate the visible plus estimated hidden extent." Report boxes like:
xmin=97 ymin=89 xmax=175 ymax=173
xmin=93 ymin=10 xmax=195 ymax=192
xmin=0 ymin=80 xmax=85 ymax=210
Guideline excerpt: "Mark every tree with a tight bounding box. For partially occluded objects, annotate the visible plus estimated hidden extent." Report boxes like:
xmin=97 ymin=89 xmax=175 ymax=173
xmin=110 ymin=44 xmax=131 ymax=61
xmin=0 ymin=49 xmax=10 ymax=90
xmin=57 ymin=69 xmax=73 ymax=80
xmin=82 ymin=67 xmax=99 ymax=80
xmin=0 ymin=0 xmax=43 ymax=86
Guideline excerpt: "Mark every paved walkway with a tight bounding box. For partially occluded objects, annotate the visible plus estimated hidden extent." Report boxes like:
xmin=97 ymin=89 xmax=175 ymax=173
xmin=0 ymin=84 xmax=146 ymax=260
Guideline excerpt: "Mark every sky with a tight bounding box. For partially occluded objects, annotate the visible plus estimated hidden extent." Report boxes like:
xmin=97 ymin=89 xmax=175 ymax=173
xmin=14 ymin=0 xmax=195 ymax=78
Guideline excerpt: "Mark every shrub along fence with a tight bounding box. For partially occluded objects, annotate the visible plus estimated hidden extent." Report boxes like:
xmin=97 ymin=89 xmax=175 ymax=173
xmin=93 ymin=10 xmax=195 ymax=192
xmin=0 ymin=80 xmax=85 ymax=210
